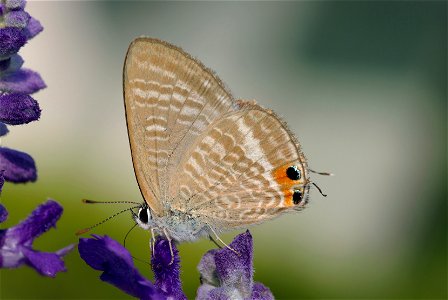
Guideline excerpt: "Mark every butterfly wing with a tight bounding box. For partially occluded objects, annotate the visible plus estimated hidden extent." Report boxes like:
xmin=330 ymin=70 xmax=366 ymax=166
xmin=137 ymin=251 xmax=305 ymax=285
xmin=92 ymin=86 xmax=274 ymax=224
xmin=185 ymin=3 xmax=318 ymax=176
xmin=172 ymin=101 xmax=310 ymax=229
xmin=123 ymin=38 xmax=236 ymax=216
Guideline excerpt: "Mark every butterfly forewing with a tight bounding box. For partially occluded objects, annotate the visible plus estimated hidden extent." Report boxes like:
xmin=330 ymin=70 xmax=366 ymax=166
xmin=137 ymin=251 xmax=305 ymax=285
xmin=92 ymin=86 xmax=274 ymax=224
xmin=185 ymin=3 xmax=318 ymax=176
xmin=123 ymin=38 xmax=236 ymax=216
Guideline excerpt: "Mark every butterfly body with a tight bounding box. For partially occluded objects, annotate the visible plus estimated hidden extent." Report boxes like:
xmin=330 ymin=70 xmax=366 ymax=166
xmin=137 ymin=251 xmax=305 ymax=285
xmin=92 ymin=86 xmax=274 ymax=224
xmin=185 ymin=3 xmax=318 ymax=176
xmin=135 ymin=208 xmax=210 ymax=242
xmin=124 ymin=37 xmax=311 ymax=242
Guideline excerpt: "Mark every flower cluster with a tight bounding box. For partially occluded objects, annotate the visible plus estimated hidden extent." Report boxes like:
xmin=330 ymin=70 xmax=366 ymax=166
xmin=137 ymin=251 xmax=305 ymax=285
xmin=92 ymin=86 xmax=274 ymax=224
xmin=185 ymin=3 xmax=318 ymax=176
xmin=0 ymin=2 xmax=73 ymax=277
xmin=79 ymin=231 xmax=274 ymax=300
xmin=0 ymin=195 xmax=74 ymax=277
xmin=0 ymin=0 xmax=45 ymax=184
xmin=197 ymin=231 xmax=274 ymax=300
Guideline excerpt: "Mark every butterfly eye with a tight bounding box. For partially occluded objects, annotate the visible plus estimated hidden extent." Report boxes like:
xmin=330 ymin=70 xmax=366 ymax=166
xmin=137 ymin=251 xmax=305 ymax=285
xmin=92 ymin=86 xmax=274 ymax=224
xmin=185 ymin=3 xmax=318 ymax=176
xmin=138 ymin=207 xmax=151 ymax=224
xmin=286 ymin=165 xmax=301 ymax=180
xmin=292 ymin=190 xmax=303 ymax=205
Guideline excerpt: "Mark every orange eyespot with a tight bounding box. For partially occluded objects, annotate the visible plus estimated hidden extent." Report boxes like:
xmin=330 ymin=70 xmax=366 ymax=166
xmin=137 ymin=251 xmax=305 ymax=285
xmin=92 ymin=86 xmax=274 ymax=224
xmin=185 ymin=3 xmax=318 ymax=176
xmin=273 ymin=164 xmax=292 ymax=186
xmin=272 ymin=164 xmax=306 ymax=207
xmin=272 ymin=164 xmax=304 ymax=186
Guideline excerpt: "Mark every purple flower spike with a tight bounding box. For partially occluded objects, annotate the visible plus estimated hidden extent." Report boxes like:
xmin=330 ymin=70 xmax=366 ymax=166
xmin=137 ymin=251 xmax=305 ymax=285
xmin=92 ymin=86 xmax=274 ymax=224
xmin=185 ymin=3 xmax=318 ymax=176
xmin=151 ymin=237 xmax=187 ymax=300
xmin=0 ymin=200 xmax=74 ymax=277
xmin=0 ymin=27 xmax=27 ymax=59
xmin=0 ymin=122 xmax=8 ymax=136
xmin=78 ymin=235 xmax=165 ymax=300
xmin=4 ymin=11 xmax=30 ymax=28
xmin=0 ymin=93 xmax=41 ymax=125
xmin=0 ymin=68 xmax=46 ymax=94
xmin=0 ymin=146 xmax=37 ymax=183
xmin=197 ymin=231 xmax=274 ymax=300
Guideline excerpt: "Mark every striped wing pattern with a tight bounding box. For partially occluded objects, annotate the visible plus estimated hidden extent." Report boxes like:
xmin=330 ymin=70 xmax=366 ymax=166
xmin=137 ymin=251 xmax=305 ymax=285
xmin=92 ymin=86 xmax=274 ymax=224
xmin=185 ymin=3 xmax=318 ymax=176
xmin=123 ymin=38 xmax=308 ymax=227
xmin=175 ymin=104 xmax=309 ymax=228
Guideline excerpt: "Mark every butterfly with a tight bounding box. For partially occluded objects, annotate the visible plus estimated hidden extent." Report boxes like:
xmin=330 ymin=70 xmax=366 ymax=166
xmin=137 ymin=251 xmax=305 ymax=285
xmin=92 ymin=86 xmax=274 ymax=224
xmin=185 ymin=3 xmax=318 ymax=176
xmin=122 ymin=37 xmax=325 ymax=255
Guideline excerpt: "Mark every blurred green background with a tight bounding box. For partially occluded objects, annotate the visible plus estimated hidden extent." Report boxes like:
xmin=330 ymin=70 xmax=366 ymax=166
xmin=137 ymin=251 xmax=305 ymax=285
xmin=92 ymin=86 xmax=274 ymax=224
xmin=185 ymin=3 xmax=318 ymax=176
xmin=0 ymin=1 xmax=446 ymax=299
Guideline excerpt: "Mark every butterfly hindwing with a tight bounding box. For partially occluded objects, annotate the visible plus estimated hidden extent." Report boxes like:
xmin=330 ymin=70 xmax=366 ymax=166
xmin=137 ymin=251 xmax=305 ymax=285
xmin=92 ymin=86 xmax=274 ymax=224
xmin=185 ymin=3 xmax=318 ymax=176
xmin=173 ymin=103 xmax=309 ymax=228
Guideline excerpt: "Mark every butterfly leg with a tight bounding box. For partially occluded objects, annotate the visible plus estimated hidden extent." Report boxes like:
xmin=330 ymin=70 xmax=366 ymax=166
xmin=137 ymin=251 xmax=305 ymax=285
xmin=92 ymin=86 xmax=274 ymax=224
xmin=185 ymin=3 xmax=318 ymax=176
xmin=208 ymin=225 xmax=240 ymax=256
xmin=163 ymin=228 xmax=175 ymax=265
xmin=150 ymin=228 xmax=156 ymax=256
xmin=208 ymin=235 xmax=222 ymax=249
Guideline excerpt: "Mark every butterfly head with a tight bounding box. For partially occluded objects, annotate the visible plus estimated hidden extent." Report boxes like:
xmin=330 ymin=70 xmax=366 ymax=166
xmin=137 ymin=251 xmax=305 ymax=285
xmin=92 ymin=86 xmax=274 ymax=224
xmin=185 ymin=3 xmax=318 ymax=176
xmin=135 ymin=204 xmax=153 ymax=230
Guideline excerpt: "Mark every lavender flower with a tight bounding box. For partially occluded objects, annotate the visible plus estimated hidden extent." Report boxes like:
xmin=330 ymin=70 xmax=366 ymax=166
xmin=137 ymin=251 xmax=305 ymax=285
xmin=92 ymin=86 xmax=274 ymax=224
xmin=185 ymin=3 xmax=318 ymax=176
xmin=197 ymin=231 xmax=274 ymax=300
xmin=0 ymin=146 xmax=37 ymax=182
xmin=0 ymin=200 xmax=74 ymax=277
xmin=0 ymin=93 xmax=41 ymax=125
xmin=79 ymin=231 xmax=274 ymax=300
xmin=0 ymin=27 xmax=27 ymax=59
xmin=0 ymin=69 xmax=46 ymax=94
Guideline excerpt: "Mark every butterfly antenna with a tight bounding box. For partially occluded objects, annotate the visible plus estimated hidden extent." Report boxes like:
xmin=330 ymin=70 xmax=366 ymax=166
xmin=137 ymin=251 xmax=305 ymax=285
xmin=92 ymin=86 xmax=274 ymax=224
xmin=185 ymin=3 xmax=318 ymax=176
xmin=311 ymin=182 xmax=327 ymax=197
xmin=132 ymin=255 xmax=151 ymax=265
xmin=75 ymin=206 xmax=140 ymax=235
xmin=82 ymin=198 xmax=141 ymax=205
xmin=122 ymin=223 xmax=151 ymax=265
xmin=123 ymin=223 xmax=138 ymax=248
xmin=309 ymin=169 xmax=334 ymax=176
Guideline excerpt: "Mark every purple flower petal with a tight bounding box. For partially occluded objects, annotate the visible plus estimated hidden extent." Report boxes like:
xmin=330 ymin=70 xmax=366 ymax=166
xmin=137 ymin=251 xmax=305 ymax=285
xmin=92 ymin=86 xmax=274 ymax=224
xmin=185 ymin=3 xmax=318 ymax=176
xmin=21 ymin=248 xmax=69 ymax=277
xmin=0 ymin=3 xmax=5 ymax=15
xmin=151 ymin=237 xmax=187 ymax=300
xmin=0 ymin=68 xmax=46 ymax=94
xmin=0 ymin=93 xmax=41 ymax=125
xmin=0 ymin=27 xmax=26 ymax=59
xmin=0 ymin=200 xmax=74 ymax=276
xmin=4 ymin=11 xmax=30 ymax=28
xmin=208 ymin=287 xmax=243 ymax=300
xmin=24 ymin=17 xmax=43 ymax=40
xmin=0 ymin=55 xmax=24 ymax=75
xmin=7 ymin=199 xmax=62 ymax=244
xmin=197 ymin=231 xmax=274 ymax=300
xmin=78 ymin=235 xmax=165 ymax=300
xmin=197 ymin=250 xmax=219 ymax=286
xmin=0 ymin=147 xmax=37 ymax=183
xmin=251 ymin=283 xmax=274 ymax=300
xmin=5 ymin=0 xmax=26 ymax=10
xmin=214 ymin=231 xmax=253 ymax=298
xmin=0 ymin=203 xmax=7 ymax=223
xmin=0 ymin=122 xmax=8 ymax=136
xmin=196 ymin=283 xmax=216 ymax=300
